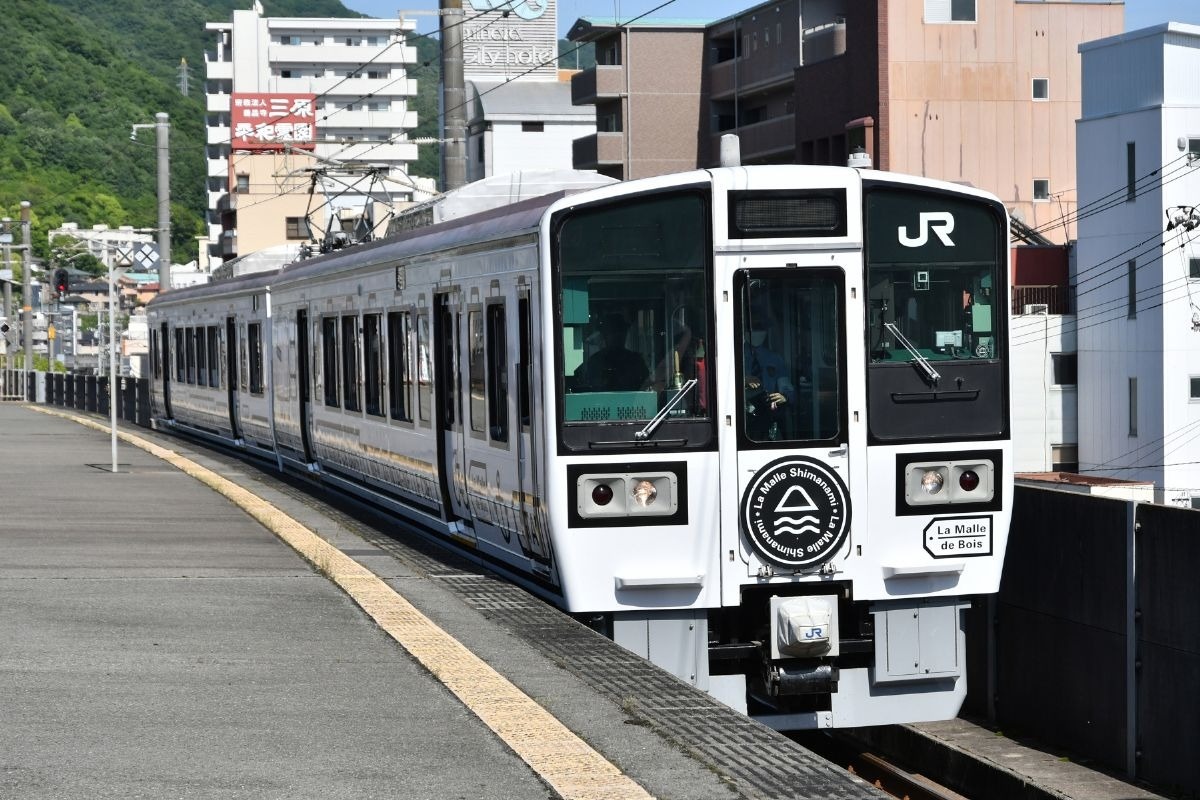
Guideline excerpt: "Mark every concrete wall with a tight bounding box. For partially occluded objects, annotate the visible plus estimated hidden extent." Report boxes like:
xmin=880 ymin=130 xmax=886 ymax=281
xmin=968 ymin=486 xmax=1200 ymax=793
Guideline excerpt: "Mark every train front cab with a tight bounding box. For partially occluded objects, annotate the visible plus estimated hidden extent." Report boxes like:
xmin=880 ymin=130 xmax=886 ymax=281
xmin=545 ymin=166 xmax=1011 ymax=729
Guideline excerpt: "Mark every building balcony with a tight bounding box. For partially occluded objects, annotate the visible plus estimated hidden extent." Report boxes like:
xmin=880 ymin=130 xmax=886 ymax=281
xmin=571 ymin=65 xmax=625 ymax=106
xmin=207 ymin=158 xmax=228 ymax=178
xmin=206 ymin=125 xmax=231 ymax=145
xmin=709 ymin=115 xmax=795 ymax=163
xmin=207 ymin=93 xmax=231 ymax=113
xmin=573 ymin=132 xmax=625 ymax=169
xmin=1011 ymin=285 xmax=1076 ymax=315
xmin=320 ymin=109 xmax=417 ymax=129
xmin=320 ymin=141 xmax=419 ymax=162
xmin=205 ymin=55 xmax=233 ymax=81
xmin=801 ymin=21 xmax=847 ymax=66
xmin=268 ymin=44 xmax=416 ymax=65
xmin=276 ymin=76 xmax=418 ymax=98
xmin=707 ymin=53 xmax=799 ymax=101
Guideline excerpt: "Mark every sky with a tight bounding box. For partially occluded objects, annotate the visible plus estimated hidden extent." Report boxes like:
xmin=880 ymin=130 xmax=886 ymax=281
xmin=338 ymin=0 xmax=1200 ymax=37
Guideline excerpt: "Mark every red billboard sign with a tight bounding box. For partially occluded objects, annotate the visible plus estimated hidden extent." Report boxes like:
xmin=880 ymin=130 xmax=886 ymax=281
xmin=230 ymin=93 xmax=317 ymax=151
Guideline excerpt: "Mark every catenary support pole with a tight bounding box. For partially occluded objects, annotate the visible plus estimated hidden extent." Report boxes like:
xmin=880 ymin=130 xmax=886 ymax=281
xmin=20 ymin=201 xmax=31 ymax=392
xmin=440 ymin=0 xmax=466 ymax=192
xmin=156 ymin=113 xmax=171 ymax=291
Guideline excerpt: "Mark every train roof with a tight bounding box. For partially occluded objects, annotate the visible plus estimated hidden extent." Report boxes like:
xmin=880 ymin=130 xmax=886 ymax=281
xmin=149 ymin=189 xmax=568 ymax=309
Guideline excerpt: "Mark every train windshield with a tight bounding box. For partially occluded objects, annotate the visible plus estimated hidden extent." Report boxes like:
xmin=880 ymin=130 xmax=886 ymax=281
xmin=864 ymin=186 xmax=1008 ymax=440
xmin=737 ymin=271 xmax=844 ymax=445
xmin=554 ymin=190 xmax=713 ymax=446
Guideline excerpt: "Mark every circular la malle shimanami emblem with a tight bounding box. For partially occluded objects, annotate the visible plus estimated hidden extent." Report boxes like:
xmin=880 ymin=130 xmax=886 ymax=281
xmin=741 ymin=456 xmax=851 ymax=568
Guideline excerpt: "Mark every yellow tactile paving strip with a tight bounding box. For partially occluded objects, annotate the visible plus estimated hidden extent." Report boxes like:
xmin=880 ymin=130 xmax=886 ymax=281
xmin=32 ymin=407 xmax=654 ymax=800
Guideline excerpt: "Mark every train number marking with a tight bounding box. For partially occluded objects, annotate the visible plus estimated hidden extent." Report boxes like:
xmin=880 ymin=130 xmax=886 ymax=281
xmin=898 ymin=211 xmax=956 ymax=248
xmin=923 ymin=515 xmax=993 ymax=558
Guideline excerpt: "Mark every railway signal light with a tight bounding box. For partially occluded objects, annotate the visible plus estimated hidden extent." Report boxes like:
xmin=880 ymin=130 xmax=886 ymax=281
xmin=53 ymin=268 xmax=69 ymax=298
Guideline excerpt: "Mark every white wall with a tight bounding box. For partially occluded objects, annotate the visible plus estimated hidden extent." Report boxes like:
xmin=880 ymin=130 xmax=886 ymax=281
xmin=472 ymin=120 xmax=598 ymax=179
xmin=1077 ymin=23 xmax=1200 ymax=506
xmin=1011 ymin=313 xmax=1077 ymax=471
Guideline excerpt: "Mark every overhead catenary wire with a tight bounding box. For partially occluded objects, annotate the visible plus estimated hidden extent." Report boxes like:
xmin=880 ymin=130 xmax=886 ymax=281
xmin=336 ymin=0 xmax=682 ymax=166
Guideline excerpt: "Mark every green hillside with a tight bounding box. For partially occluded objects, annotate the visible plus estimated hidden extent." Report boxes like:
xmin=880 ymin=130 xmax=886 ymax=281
xmin=0 ymin=0 xmax=588 ymax=269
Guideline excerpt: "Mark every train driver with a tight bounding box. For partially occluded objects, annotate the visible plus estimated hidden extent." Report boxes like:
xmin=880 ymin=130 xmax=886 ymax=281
xmin=744 ymin=319 xmax=795 ymax=440
xmin=574 ymin=313 xmax=650 ymax=392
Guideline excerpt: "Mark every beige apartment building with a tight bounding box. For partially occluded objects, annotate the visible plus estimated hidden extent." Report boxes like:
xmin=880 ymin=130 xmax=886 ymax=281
xmin=569 ymin=0 xmax=1124 ymax=241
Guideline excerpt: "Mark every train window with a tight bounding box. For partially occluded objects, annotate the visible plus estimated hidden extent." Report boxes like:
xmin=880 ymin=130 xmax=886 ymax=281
xmin=175 ymin=328 xmax=185 ymax=383
xmin=207 ymin=327 xmax=220 ymax=388
xmin=417 ymin=313 xmax=431 ymax=423
xmin=865 ymin=185 xmax=1007 ymax=441
xmin=486 ymin=303 xmax=508 ymax=442
xmin=150 ymin=329 xmax=159 ymax=380
xmin=364 ymin=313 xmax=384 ymax=417
xmin=737 ymin=271 xmax=842 ymax=444
xmin=342 ymin=315 xmax=361 ymax=412
xmin=239 ymin=325 xmax=249 ymax=391
xmin=248 ymin=322 xmax=264 ymax=395
xmin=518 ymin=296 xmax=531 ymax=428
xmin=387 ymin=311 xmax=411 ymax=422
xmin=186 ymin=327 xmax=197 ymax=385
xmin=468 ymin=310 xmax=485 ymax=434
xmin=195 ymin=328 xmax=207 ymax=387
xmin=555 ymin=190 xmax=711 ymax=431
xmin=322 ymin=317 xmax=339 ymax=407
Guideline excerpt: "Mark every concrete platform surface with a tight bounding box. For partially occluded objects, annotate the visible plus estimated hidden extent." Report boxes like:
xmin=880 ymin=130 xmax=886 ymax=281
xmin=0 ymin=402 xmax=884 ymax=800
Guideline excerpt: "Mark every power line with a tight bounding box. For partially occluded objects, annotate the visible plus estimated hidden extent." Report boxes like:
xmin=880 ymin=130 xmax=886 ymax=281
xmin=338 ymin=0 xmax=681 ymax=165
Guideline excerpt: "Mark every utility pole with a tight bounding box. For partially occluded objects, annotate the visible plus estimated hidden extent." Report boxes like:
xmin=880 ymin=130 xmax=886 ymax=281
xmin=440 ymin=0 xmax=467 ymax=192
xmin=156 ymin=113 xmax=172 ymax=291
xmin=20 ymin=201 xmax=32 ymax=380
xmin=132 ymin=114 xmax=172 ymax=291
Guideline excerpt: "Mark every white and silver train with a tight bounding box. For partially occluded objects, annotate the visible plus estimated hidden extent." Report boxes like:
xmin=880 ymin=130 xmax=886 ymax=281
xmin=148 ymin=165 xmax=1012 ymax=729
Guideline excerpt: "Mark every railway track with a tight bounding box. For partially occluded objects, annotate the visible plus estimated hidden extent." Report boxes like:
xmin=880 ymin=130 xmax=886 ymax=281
xmin=796 ymin=731 xmax=971 ymax=800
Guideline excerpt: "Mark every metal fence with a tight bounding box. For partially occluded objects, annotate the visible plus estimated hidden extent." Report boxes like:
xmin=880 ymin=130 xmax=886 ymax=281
xmin=0 ymin=369 xmax=151 ymax=428
xmin=968 ymin=486 xmax=1200 ymax=794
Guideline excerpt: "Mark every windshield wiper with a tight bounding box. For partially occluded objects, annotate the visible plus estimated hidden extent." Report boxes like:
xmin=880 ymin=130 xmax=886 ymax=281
xmin=635 ymin=379 xmax=699 ymax=441
xmin=884 ymin=322 xmax=941 ymax=385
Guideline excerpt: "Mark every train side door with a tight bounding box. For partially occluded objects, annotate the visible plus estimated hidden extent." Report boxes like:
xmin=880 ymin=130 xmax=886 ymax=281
xmin=434 ymin=292 xmax=472 ymax=527
xmin=515 ymin=285 xmax=552 ymax=565
xmin=225 ymin=316 xmax=240 ymax=439
xmin=727 ymin=265 xmax=851 ymax=577
xmin=159 ymin=322 xmax=172 ymax=419
xmin=296 ymin=308 xmax=314 ymax=462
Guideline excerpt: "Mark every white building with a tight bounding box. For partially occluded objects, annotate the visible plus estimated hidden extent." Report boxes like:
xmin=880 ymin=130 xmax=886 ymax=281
xmin=458 ymin=0 xmax=597 ymax=181
xmin=466 ymin=80 xmax=598 ymax=182
xmin=1011 ymin=312 xmax=1079 ymax=472
xmin=1076 ymin=23 xmax=1200 ymax=508
xmin=204 ymin=8 xmax=423 ymax=262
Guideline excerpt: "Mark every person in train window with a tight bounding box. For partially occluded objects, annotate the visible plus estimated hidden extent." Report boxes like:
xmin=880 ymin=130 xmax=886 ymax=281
xmin=574 ymin=313 xmax=649 ymax=392
xmin=744 ymin=320 xmax=795 ymax=440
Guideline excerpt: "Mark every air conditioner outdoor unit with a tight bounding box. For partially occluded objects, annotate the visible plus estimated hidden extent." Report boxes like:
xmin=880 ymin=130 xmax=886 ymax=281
xmin=1024 ymin=303 xmax=1049 ymax=315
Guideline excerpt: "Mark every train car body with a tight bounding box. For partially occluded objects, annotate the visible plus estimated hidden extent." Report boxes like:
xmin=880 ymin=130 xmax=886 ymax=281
xmin=148 ymin=165 xmax=1012 ymax=729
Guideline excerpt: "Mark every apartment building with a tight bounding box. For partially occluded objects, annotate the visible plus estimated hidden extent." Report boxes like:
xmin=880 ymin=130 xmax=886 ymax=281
xmin=1075 ymin=22 xmax=1200 ymax=507
xmin=567 ymin=0 xmax=1124 ymax=241
xmin=204 ymin=8 xmax=424 ymax=262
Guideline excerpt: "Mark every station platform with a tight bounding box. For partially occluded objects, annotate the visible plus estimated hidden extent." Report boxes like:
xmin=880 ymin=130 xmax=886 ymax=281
xmin=0 ymin=402 xmax=882 ymax=800
xmin=0 ymin=399 xmax=1169 ymax=800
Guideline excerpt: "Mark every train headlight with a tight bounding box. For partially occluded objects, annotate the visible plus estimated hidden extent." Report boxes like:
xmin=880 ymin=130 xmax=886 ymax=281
xmin=592 ymin=484 xmax=615 ymax=506
xmin=904 ymin=457 xmax=996 ymax=507
xmin=632 ymin=480 xmax=657 ymax=507
xmin=576 ymin=471 xmax=679 ymax=518
xmin=920 ymin=470 xmax=945 ymax=495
